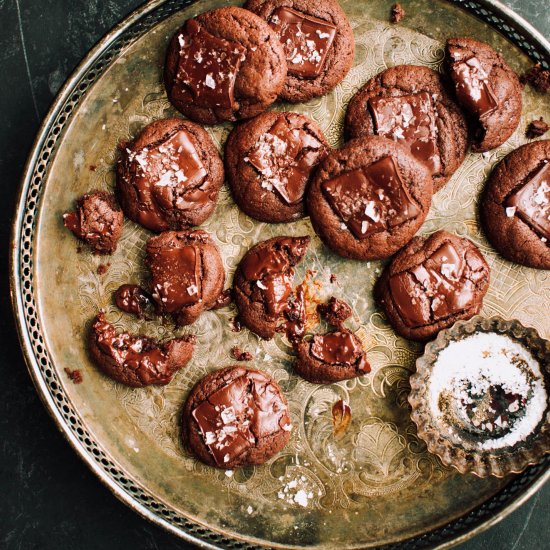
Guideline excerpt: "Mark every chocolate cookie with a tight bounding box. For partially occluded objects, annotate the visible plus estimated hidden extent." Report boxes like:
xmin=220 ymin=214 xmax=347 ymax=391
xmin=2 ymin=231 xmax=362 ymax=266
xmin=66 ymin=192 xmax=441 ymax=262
xmin=233 ymin=236 xmax=310 ymax=339
xmin=480 ymin=140 xmax=550 ymax=269
xmin=88 ymin=313 xmax=195 ymax=387
xmin=307 ymin=136 xmax=433 ymax=260
xmin=224 ymin=111 xmax=329 ymax=223
xmin=446 ymin=38 xmax=522 ymax=152
xmin=182 ymin=366 xmax=291 ymax=469
xmin=117 ymin=118 xmax=223 ymax=233
xmin=63 ymin=191 xmax=123 ymax=254
xmin=375 ymin=231 xmax=490 ymax=341
xmin=146 ymin=230 xmax=225 ymax=326
xmin=244 ymin=0 xmax=354 ymax=102
xmin=164 ymin=7 xmax=287 ymax=124
xmin=293 ymin=330 xmax=370 ymax=383
xmin=317 ymin=296 xmax=352 ymax=329
xmin=344 ymin=65 xmax=468 ymax=192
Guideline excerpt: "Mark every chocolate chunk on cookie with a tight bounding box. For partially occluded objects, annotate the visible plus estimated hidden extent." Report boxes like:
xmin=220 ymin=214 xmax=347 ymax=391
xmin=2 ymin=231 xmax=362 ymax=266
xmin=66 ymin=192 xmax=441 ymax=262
xmin=293 ymin=330 xmax=370 ymax=383
xmin=480 ymin=140 xmax=550 ymax=269
xmin=182 ymin=365 xmax=291 ymax=468
xmin=375 ymin=231 xmax=490 ymax=341
xmin=225 ymin=111 xmax=329 ymax=223
xmin=344 ymin=65 xmax=468 ymax=192
xmin=164 ymin=7 xmax=287 ymax=124
xmin=114 ymin=284 xmax=153 ymax=319
xmin=146 ymin=230 xmax=225 ymax=326
xmin=233 ymin=236 xmax=310 ymax=339
xmin=244 ymin=0 xmax=354 ymax=102
xmin=307 ymin=136 xmax=433 ymax=260
xmin=63 ymin=191 xmax=123 ymax=254
xmin=446 ymin=38 xmax=522 ymax=152
xmin=88 ymin=313 xmax=195 ymax=387
xmin=116 ymin=118 xmax=223 ymax=233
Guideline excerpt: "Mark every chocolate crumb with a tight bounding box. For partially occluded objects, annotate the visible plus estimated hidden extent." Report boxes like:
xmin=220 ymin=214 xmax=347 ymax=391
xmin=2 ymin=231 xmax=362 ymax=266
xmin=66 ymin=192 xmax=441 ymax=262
xmin=89 ymin=165 xmax=97 ymax=172
xmin=97 ymin=263 xmax=110 ymax=275
xmin=64 ymin=368 xmax=83 ymax=384
xmin=330 ymin=273 xmax=337 ymax=284
xmin=390 ymin=3 xmax=405 ymax=23
xmin=526 ymin=117 xmax=549 ymax=138
xmin=231 ymin=346 xmax=253 ymax=361
xmin=318 ymin=296 xmax=352 ymax=329
xmin=231 ymin=317 xmax=242 ymax=332
xmin=520 ymin=64 xmax=550 ymax=93
xmin=211 ymin=288 xmax=232 ymax=310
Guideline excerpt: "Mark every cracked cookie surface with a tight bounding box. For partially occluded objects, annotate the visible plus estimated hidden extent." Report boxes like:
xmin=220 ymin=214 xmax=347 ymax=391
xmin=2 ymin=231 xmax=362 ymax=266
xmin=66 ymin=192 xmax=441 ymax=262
xmin=375 ymin=230 xmax=490 ymax=341
xmin=244 ymin=0 xmax=354 ymax=102
xmin=344 ymin=64 xmax=468 ymax=192
xmin=307 ymin=136 xmax=433 ymax=260
xmin=146 ymin=230 xmax=226 ymax=326
xmin=116 ymin=118 xmax=223 ymax=233
xmin=481 ymin=140 xmax=550 ymax=269
xmin=225 ymin=111 xmax=329 ymax=223
xmin=182 ymin=365 xmax=291 ymax=468
xmin=164 ymin=7 xmax=287 ymax=124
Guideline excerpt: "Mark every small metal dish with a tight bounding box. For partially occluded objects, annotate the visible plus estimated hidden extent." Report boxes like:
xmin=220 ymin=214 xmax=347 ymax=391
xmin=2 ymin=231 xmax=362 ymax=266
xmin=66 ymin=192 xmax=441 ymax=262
xmin=410 ymin=316 xmax=550 ymax=478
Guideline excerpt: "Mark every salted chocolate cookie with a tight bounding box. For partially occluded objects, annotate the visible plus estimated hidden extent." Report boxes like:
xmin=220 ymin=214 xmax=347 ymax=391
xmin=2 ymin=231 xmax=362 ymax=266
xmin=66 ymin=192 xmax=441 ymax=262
xmin=146 ymin=230 xmax=225 ymax=326
xmin=224 ymin=111 xmax=329 ymax=223
xmin=307 ymin=136 xmax=433 ymax=261
xmin=164 ymin=7 xmax=287 ymax=125
xmin=293 ymin=330 xmax=370 ymax=384
xmin=244 ymin=0 xmax=354 ymax=102
xmin=117 ymin=118 xmax=223 ymax=233
xmin=63 ymin=191 xmax=123 ymax=254
xmin=182 ymin=366 xmax=291 ymax=469
xmin=344 ymin=65 xmax=468 ymax=192
xmin=88 ymin=313 xmax=195 ymax=387
xmin=375 ymin=231 xmax=490 ymax=341
xmin=233 ymin=236 xmax=310 ymax=340
xmin=446 ymin=38 xmax=522 ymax=152
xmin=480 ymin=140 xmax=550 ymax=269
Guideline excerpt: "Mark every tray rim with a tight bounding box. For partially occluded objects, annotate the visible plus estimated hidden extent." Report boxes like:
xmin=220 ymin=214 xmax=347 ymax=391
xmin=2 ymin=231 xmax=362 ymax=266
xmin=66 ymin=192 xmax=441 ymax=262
xmin=9 ymin=0 xmax=550 ymax=548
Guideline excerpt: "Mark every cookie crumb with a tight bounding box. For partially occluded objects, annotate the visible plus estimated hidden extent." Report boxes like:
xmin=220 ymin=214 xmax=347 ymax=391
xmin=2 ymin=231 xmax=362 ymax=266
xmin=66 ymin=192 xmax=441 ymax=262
xmin=520 ymin=64 xmax=550 ymax=93
xmin=329 ymin=273 xmax=337 ymax=284
xmin=318 ymin=296 xmax=352 ymax=328
xmin=390 ymin=3 xmax=405 ymax=23
xmin=526 ymin=117 xmax=549 ymax=139
xmin=97 ymin=263 xmax=110 ymax=275
xmin=230 ymin=317 xmax=242 ymax=332
xmin=231 ymin=346 xmax=252 ymax=361
xmin=64 ymin=368 xmax=83 ymax=384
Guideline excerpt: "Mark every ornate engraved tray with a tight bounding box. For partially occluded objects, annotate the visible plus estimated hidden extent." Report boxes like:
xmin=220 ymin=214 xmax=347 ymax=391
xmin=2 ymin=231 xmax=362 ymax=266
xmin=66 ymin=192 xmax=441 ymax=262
xmin=10 ymin=0 xmax=550 ymax=548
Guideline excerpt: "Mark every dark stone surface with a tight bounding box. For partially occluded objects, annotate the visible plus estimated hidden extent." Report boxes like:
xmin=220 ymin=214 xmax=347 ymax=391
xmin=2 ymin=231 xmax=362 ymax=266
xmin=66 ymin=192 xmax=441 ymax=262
xmin=0 ymin=0 xmax=547 ymax=548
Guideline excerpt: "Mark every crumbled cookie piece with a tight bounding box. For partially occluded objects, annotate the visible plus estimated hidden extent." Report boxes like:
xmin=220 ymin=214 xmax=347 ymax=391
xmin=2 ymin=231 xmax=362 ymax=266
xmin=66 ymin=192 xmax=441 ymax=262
xmin=526 ymin=117 xmax=549 ymax=139
xmin=520 ymin=64 xmax=550 ymax=93
xmin=390 ymin=3 xmax=405 ymax=23
xmin=317 ymin=296 xmax=352 ymax=329
xmin=231 ymin=346 xmax=253 ymax=361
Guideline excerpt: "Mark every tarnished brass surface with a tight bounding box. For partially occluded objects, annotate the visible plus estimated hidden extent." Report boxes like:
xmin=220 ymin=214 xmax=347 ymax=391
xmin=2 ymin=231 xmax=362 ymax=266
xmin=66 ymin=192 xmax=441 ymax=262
xmin=12 ymin=0 xmax=550 ymax=548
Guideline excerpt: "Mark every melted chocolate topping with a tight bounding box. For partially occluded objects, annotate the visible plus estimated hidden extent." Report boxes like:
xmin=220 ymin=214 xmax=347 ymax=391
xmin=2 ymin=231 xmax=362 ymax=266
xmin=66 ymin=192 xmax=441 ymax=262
xmin=149 ymin=241 xmax=202 ymax=313
xmin=506 ymin=161 xmax=550 ymax=241
xmin=126 ymin=128 xmax=211 ymax=231
xmin=240 ymin=237 xmax=308 ymax=316
xmin=192 ymin=371 xmax=290 ymax=466
xmin=269 ymin=7 xmax=336 ymax=79
xmin=310 ymin=331 xmax=367 ymax=371
xmin=246 ymin=118 xmax=325 ymax=205
xmin=389 ymin=242 xmax=482 ymax=327
xmin=322 ymin=156 xmax=420 ymax=239
xmin=450 ymin=56 xmax=498 ymax=119
xmin=175 ymin=19 xmax=245 ymax=110
xmin=92 ymin=314 xmax=179 ymax=386
xmin=368 ymin=92 xmax=441 ymax=174
xmin=115 ymin=284 xmax=152 ymax=318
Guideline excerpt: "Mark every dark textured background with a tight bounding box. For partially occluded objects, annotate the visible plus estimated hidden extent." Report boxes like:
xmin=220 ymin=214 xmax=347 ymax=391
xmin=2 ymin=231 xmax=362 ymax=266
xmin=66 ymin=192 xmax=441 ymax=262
xmin=1 ymin=0 xmax=548 ymax=548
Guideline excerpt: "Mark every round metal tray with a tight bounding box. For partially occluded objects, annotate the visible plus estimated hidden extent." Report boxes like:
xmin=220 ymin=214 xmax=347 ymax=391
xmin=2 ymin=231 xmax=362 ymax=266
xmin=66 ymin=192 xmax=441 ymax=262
xmin=10 ymin=0 xmax=550 ymax=548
